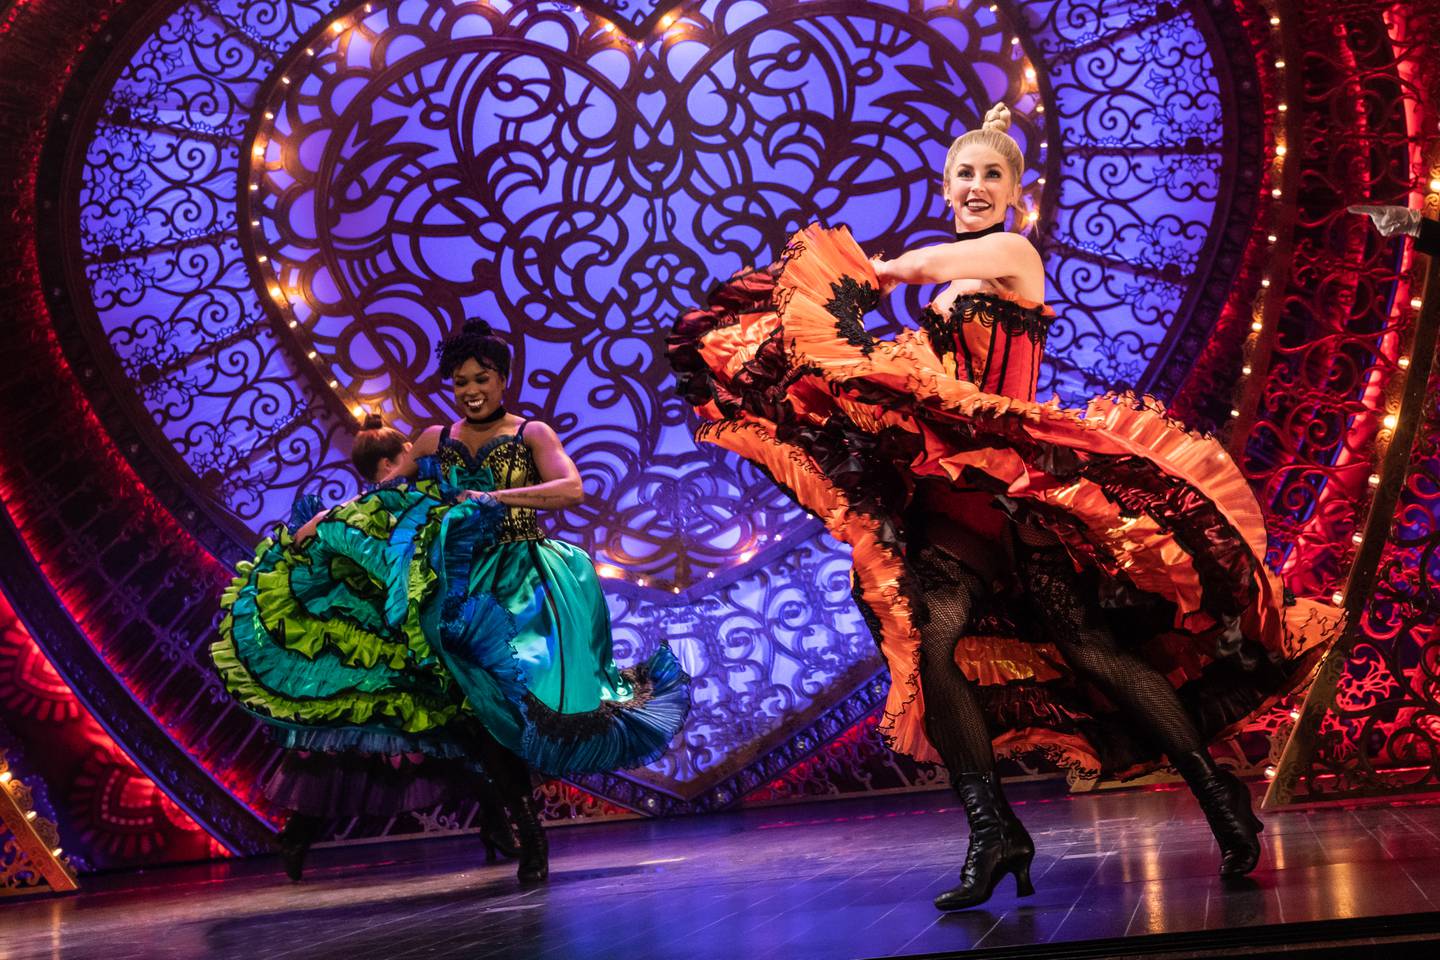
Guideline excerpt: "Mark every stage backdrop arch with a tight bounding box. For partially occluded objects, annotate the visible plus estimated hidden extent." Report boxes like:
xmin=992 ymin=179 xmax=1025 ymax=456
xmin=14 ymin=0 xmax=1264 ymax=848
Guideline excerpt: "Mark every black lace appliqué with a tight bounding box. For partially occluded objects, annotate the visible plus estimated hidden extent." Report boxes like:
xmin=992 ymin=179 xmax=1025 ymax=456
xmin=824 ymin=275 xmax=882 ymax=355
xmin=919 ymin=293 xmax=1053 ymax=356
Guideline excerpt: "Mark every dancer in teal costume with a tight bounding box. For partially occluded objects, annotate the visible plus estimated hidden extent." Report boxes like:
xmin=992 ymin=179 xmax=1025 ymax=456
xmin=214 ymin=320 xmax=690 ymax=882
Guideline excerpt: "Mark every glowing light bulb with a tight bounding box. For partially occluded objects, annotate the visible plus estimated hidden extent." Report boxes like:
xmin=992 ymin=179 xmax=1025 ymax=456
xmin=1270 ymin=15 xmax=1280 ymax=25
xmin=1242 ymin=365 xmax=1253 ymax=375
xmin=660 ymin=13 xmax=675 ymax=27
xmin=636 ymin=577 xmax=648 ymax=587
xmin=1411 ymin=297 xmax=1424 ymax=309
xmin=51 ymin=848 xmax=62 ymax=857
xmin=1261 ymin=278 xmax=1271 ymax=288
xmin=1399 ymin=356 xmax=1411 ymax=369
xmin=288 ymin=320 xmax=299 ymax=328
xmin=1264 ymin=766 xmax=1277 ymax=779
xmin=1383 ymin=413 xmax=1398 ymax=430
xmin=327 ymin=379 xmax=338 ymax=388
xmin=1230 ymin=408 xmax=1240 ymax=418
xmin=306 ymin=350 xmax=318 ymax=359
xmin=671 ymin=586 xmax=681 ymax=594
xmin=1024 ymin=67 xmax=1037 ymax=82
xmin=1431 ymin=179 xmax=1440 ymax=193
xmin=1011 ymin=36 xmax=1020 ymax=46
xmin=0 ymin=771 xmax=11 ymax=784
xmin=1368 ymin=474 xmax=1380 ymax=486
xmin=1351 ymin=532 xmax=1363 ymax=545
xmin=280 ymin=76 xmax=290 ymax=85
xmin=740 ymin=549 xmax=755 ymax=562
xmin=25 ymin=810 xmax=37 ymax=820
xmin=1267 ymin=234 xmax=1277 ymax=243
xmin=1251 ymin=320 xmax=1263 ymax=332
xmin=264 ymin=111 xmax=275 ymax=120
xmin=332 ymin=21 xmax=344 ymax=33
xmin=1277 ymin=102 xmax=1288 ymax=113
xmin=1332 ymin=591 xmax=1344 ymax=605
xmin=257 ymin=255 xmax=268 ymax=263
xmin=249 ymin=183 xmax=259 ymax=192
xmin=1275 ymin=60 xmax=1286 ymax=69
xmin=1272 ymin=188 xmax=1282 ymax=198
xmin=1289 ymin=708 xmax=1301 ymax=720
xmin=1275 ymin=144 xmax=1287 ymax=156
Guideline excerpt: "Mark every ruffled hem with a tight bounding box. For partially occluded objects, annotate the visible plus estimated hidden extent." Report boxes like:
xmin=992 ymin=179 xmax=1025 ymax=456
xmin=217 ymin=480 xmax=691 ymax=775
xmin=668 ymin=221 xmax=1345 ymax=771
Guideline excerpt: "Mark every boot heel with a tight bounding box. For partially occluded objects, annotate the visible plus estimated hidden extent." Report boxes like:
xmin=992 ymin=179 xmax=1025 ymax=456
xmin=1013 ymin=862 xmax=1035 ymax=897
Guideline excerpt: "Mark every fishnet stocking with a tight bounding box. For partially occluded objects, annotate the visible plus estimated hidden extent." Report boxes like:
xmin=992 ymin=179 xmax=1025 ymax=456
xmin=913 ymin=545 xmax=996 ymax=775
xmin=1017 ymin=538 xmax=1202 ymax=759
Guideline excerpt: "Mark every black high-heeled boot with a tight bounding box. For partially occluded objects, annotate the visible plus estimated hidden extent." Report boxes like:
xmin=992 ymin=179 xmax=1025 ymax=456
xmin=275 ymin=813 xmax=324 ymax=883
xmin=934 ymin=773 xmax=1036 ymax=911
xmin=478 ymin=793 xmax=520 ymax=862
xmin=511 ymin=793 xmax=549 ymax=884
xmin=1172 ymin=750 xmax=1263 ymax=878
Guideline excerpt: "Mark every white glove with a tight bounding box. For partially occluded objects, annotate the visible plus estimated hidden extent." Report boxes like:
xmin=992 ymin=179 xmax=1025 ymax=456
xmin=1349 ymin=204 xmax=1423 ymax=238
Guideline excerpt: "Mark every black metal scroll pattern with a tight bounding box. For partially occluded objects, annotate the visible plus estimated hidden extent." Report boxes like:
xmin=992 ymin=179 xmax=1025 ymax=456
xmin=1019 ymin=0 xmax=1233 ymax=403
xmin=78 ymin=0 xmax=357 ymax=534
xmin=247 ymin=0 xmax=1041 ymax=584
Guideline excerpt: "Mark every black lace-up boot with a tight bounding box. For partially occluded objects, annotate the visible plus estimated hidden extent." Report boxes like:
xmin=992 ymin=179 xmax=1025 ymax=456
xmin=1173 ymin=750 xmax=1263 ymax=878
xmin=934 ymin=773 xmax=1035 ymax=911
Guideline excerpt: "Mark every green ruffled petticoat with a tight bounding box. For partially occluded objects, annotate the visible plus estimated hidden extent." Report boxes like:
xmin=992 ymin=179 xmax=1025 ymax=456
xmin=212 ymin=468 xmax=689 ymax=775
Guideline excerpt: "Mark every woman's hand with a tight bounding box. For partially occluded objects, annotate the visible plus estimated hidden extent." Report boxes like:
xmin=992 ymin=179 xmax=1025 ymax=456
xmin=293 ymin=512 xmax=325 ymax=544
xmin=1350 ymin=204 xmax=1422 ymax=238
xmin=871 ymin=255 xmax=900 ymax=294
xmin=459 ymin=489 xmax=499 ymax=506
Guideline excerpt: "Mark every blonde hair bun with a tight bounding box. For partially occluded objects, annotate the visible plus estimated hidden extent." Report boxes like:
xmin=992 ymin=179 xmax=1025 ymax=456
xmin=981 ymin=103 xmax=1012 ymax=134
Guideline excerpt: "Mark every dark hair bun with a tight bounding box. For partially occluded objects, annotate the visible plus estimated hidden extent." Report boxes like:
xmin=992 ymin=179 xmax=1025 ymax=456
xmin=462 ymin=318 xmax=494 ymax=337
xmin=360 ymin=413 xmax=385 ymax=431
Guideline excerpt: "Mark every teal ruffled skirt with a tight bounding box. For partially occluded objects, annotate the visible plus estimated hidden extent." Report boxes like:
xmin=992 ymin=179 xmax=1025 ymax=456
xmin=212 ymin=480 xmax=689 ymax=775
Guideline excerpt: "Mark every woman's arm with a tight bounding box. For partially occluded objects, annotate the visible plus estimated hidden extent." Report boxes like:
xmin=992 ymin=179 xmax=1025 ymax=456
xmin=295 ymin=425 xmax=444 ymax=542
xmin=377 ymin=425 xmax=443 ymax=483
xmin=874 ymin=233 xmax=1043 ymax=292
xmin=473 ymin=421 xmax=584 ymax=510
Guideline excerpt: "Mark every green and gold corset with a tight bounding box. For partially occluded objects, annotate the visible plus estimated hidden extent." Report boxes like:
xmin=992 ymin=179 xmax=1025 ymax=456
xmin=435 ymin=423 xmax=542 ymax=543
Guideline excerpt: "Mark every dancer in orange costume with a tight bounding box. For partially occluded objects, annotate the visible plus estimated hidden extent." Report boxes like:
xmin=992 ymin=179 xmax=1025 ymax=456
xmin=669 ymin=105 xmax=1341 ymax=910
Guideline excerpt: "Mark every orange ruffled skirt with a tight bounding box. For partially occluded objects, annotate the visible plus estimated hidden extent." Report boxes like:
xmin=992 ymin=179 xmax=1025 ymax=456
xmin=669 ymin=223 xmax=1342 ymax=776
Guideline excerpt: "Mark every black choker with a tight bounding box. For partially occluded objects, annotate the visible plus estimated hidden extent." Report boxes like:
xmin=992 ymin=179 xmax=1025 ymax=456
xmin=954 ymin=223 xmax=1006 ymax=242
xmin=463 ymin=405 xmax=507 ymax=425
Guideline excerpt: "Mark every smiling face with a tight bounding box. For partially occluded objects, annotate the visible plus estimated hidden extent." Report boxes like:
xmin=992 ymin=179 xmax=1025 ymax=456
xmin=946 ymin=142 xmax=1020 ymax=233
xmin=450 ymin=357 xmax=507 ymax=422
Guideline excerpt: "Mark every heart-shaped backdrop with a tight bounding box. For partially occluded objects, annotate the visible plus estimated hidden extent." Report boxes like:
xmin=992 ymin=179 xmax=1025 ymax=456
xmin=68 ymin=0 xmax=1248 ymax=817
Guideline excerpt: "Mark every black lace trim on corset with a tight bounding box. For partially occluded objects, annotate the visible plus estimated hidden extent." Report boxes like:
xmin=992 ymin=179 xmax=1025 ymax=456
xmin=521 ymin=663 xmax=658 ymax=742
xmin=824 ymin=275 xmax=882 ymax=355
xmin=918 ymin=293 xmax=1053 ymax=358
xmin=482 ymin=440 xmax=543 ymax=543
